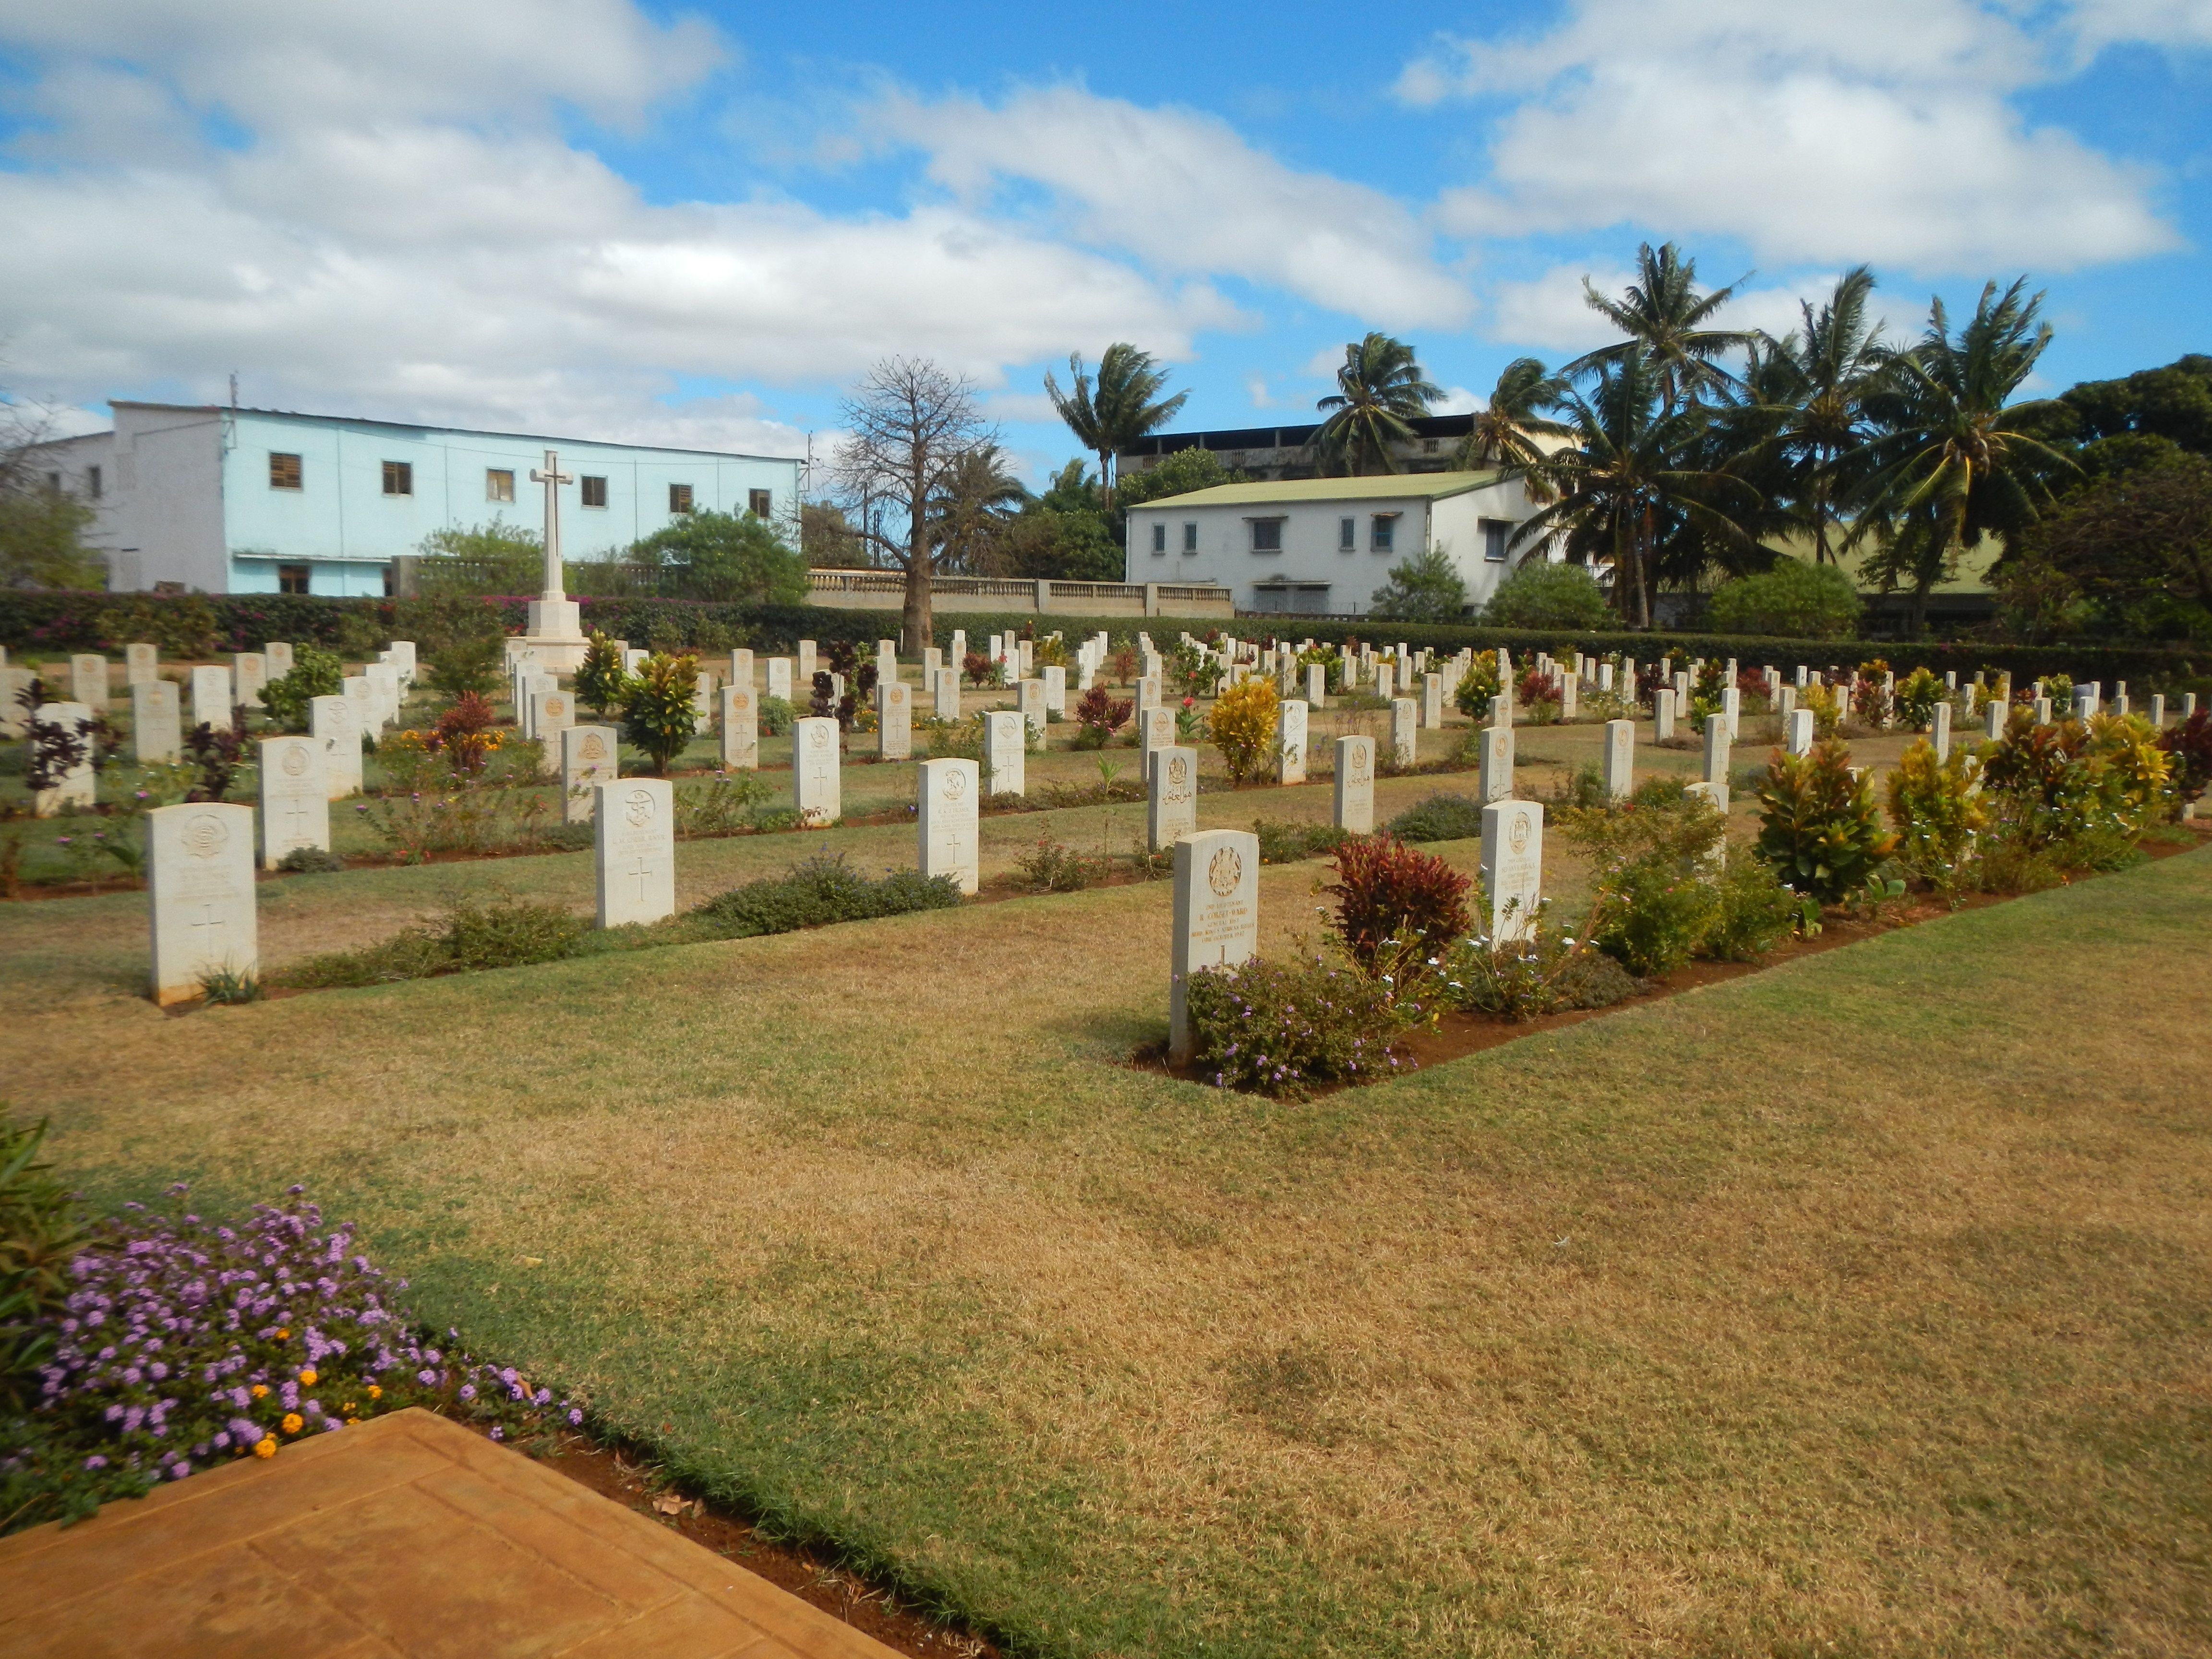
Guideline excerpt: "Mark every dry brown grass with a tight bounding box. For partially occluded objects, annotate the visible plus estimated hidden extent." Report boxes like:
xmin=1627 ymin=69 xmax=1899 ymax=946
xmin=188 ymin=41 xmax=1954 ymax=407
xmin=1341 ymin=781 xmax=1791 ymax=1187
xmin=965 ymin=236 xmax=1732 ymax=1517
xmin=4 ymin=769 xmax=2205 ymax=1654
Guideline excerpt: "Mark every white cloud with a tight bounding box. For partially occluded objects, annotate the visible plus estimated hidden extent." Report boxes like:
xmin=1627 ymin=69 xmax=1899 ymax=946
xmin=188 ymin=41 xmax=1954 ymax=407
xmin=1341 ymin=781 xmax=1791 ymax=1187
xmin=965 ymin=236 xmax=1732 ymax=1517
xmin=1431 ymin=385 xmax=1483 ymax=416
xmin=1484 ymin=262 xmax=1861 ymax=357
xmin=2067 ymin=0 xmax=2212 ymax=54
xmin=877 ymin=84 xmax=1474 ymax=330
xmin=1407 ymin=0 xmax=2179 ymax=273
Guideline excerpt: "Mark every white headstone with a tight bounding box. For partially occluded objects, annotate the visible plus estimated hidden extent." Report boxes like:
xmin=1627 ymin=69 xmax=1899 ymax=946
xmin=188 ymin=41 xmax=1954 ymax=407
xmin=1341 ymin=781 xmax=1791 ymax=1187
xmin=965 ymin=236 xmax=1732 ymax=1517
xmin=1421 ymin=673 xmax=1443 ymax=730
xmin=258 ymin=735 xmax=330 ymax=868
xmin=132 ymin=680 xmax=182 ymax=766
xmin=793 ymin=717 xmax=842 ymax=824
xmin=1168 ymin=828 xmax=1261 ymax=1066
xmin=797 ymin=640 xmax=817 ymax=682
xmin=231 ymin=652 xmax=267 ymax=710
xmin=916 ymin=758 xmax=980 ymax=894
xmin=766 ymin=657 xmax=793 ymax=703
xmin=1018 ymin=678 xmax=1046 ymax=740
xmin=1983 ymin=699 xmax=2006 ymax=740
xmin=1305 ymin=662 xmax=1327 ymax=709
xmin=595 ymin=778 xmax=675 ymax=927
xmin=1479 ymin=722 xmax=1516 ymax=804
xmin=191 ymin=665 xmax=232 ymax=731
xmin=264 ymin=641 xmax=295 ymax=679
xmin=533 ymin=689 xmax=575 ymax=759
xmin=1332 ymin=735 xmax=1374 ymax=833
xmin=365 ymin=663 xmax=401 ymax=727
xmin=30 ymin=702 xmax=96 ymax=816
xmin=1602 ymin=719 xmax=1635 ymax=801
xmin=720 ymin=685 xmax=759 ymax=769
xmin=1276 ymin=699 xmax=1308 ymax=786
xmin=563 ymin=725 xmax=618 ymax=823
xmin=1149 ymin=745 xmax=1200 ymax=851
xmin=1558 ymin=672 xmax=1577 ymax=721
xmin=1721 ymin=684 xmax=1741 ymax=740
xmin=2033 ymin=696 xmax=2054 ymax=726
xmin=1374 ymin=663 xmax=1394 ymax=703
xmin=1480 ymin=800 xmax=1543 ymax=946
xmin=933 ymin=663 xmax=961 ymax=721
xmin=985 ymin=709 xmax=1026 ymax=796
xmin=1654 ymin=686 xmax=1675 ymax=743
xmin=1390 ymin=698 xmax=1417 ymax=769
xmin=2150 ymin=694 xmax=2166 ymax=729
xmin=1139 ymin=704 xmax=1177 ymax=779
xmin=878 ymin=679 xmax=912 ymax=760
xmin=125 ymin=643 xmax=159 ymax=686
xmin=1931 ymin=699 xmax=1952 ymax=763
xmin=70 ymin=653 xmax=109 ymax=713
xmin=307 ymin=695 xmax=361 ymax=797
xmin=1787 ymin=708 xmax=1816 ymax=755
xmin=147 ymin=803 xmax=258 ymax=1005
xmin=1703 ymin=715 xmax=1731 ymax=784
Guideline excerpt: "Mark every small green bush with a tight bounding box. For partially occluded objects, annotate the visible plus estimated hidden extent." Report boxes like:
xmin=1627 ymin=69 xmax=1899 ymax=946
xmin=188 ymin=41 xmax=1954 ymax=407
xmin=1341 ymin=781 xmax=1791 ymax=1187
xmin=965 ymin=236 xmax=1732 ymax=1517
xmin=692 ymin=853 xmax=962 ymax=938
xmin=1441 ymin=933 xmax=1640 ymax=1021
xmin=1385 ymin=793 xmax=1487 ymax=843
xmin=1250 ymin=819 xmax=1353 ymax=865
xmin=197 ymin=964 xmax=264 ymax=1005
xmin=426 ymin=635 xmax=505 ymax=703
xmin=1480 ymin=562 xmax=1611 ymax=629
xmin=1705 ymin=560 xmax=1863 ymax=638
xmin=274 ymin=845 xmax=346 ymax=874
xmin=1015 ymin=835 xmax=1108 ymax=892
xmin=623 ymin=652 xmax=701 ymax=774
xmin=1754 ymin=737 xmax=1899 ymax=902
xmin=1181 ymin=954 xmax=1408 ymax=1099
xmin=1707 ymin=854 xmax=1811 ymax=960
xmin=757 ymin=694 xmax=795 ymax=737
xmin=443 ymin=895 xmax=587 ymax=970
xmin=0 ymin=1112 xmax=89 ymax=1411
xmin=576 ymin=631 xmax=632 ymax=717
xmin=259 ymin=644 xmax=343 ymax=732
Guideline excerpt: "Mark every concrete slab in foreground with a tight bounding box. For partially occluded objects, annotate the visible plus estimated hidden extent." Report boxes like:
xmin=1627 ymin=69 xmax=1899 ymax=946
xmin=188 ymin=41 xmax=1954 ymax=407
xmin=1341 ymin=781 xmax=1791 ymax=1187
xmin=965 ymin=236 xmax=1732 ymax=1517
xmin=0 ymin=1407 xmax=901 ymax=1659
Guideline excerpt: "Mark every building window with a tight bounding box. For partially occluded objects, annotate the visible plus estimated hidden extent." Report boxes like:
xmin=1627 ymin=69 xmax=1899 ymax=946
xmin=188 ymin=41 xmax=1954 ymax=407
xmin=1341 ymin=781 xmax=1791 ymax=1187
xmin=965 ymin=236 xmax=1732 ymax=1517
xmin=1151 ymin=523 xmax=1167 ymax=554
xmin=382 ymin=460 xmax=412 ymax=496
xmin=1249 ymin=517 xmax=1284 ymax=554
xmin=1182 ymin=521 xmax=1198 ymax=553
xmin=669 ymin=483 xmax=694 ymax=514
xmin=748 ymin=488 xmax=772 ymax=517
xmin=44 ymin=471 xmax=61 ymax=492
xmin=1371 ymin=514 xmax=1397 ymax=553
xmin=486 ymin=469 xmax=515 ymax=503
xmin=581 ymin=475 xmax=608 ymax=508
xmin=86 ymin=465 xmax=103 ymax=499
xmin=1338 ymin=517 xmax=1355 ymax=552
xmin=269 ymin=453 xmax=302 ymax=490
xmin=1481 ymin=517 xmax=1512 ymax=562
xmin=277 ymin=564 xmax=312 ymax=595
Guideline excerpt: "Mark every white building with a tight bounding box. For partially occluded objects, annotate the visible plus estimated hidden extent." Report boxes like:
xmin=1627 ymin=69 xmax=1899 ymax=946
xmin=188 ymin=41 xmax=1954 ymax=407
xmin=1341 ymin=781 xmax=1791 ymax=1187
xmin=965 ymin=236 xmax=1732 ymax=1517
xmin=1121 ymin=472 xmax=1553 ymax=617
xmin=32 ymin=402 xmax=800 ymax=596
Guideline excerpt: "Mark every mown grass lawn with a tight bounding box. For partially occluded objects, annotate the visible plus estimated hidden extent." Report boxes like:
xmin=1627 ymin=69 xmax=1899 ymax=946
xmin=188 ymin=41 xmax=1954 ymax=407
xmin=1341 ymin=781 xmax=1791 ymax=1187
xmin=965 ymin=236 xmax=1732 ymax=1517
xmin=4 ymin=808 xmax=2209 ymax=1655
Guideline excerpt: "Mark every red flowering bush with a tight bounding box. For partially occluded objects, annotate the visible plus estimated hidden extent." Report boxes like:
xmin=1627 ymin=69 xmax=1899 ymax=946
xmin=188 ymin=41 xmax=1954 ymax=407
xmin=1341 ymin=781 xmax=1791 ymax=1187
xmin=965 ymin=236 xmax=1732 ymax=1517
xmin=431 ymin=691 xmax=500 ymax=775
xmin=2162 ymin=709 xmax=2212 ymax=802
xmin=1071 ymin=685 xmax=1133 ymax=750
xmin=1326 ymin=835 xmax=1471 ymax=968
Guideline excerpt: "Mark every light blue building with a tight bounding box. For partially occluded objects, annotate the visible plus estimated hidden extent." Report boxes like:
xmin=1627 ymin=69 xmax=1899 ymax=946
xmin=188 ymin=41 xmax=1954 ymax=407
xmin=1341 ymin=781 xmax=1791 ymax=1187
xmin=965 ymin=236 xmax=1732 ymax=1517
xmin=44 ymin=401 xmax=802 ymax=596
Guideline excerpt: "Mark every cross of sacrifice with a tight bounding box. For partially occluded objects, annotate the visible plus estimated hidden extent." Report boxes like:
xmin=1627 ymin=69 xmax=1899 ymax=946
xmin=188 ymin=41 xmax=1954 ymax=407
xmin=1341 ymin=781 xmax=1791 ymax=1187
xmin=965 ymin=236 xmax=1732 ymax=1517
xmin=190 ymin=903 xmax=226 ymax=957
xmin=528 ymin=449 xmax=573 ymax=601
xmin=629 ymin=854 xmax=654 ymax=903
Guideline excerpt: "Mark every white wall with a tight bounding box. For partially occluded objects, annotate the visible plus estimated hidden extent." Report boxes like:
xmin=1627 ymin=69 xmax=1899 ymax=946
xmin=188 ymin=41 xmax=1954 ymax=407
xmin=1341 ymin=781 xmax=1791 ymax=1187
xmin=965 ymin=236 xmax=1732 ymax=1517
xmin=1125 ymin=476 xmax=1546 ymax=615
xmin=108 ymin=408 xmax=229 ymax=593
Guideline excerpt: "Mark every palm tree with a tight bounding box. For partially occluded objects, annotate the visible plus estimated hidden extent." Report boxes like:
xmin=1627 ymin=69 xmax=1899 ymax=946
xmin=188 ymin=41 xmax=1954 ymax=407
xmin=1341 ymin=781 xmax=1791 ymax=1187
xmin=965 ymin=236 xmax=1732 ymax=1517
xmin=1851 ymin=278 xmax=2077 ymax=635
xmin=1312 ymin=332 xmax=1442 ymax=475
xmin=1756 ymin=266 xmax=1894 ymax=566
xmin=1453 ymin=358 xmax=1570 ymax=500
xmin=1507 ymin=347 xmax=1761 ymax=627
xmin=1044 ymin=344 xmax=1189 ymax=513
xmin=928 ymin=445 xmax=1030 ymax=574
xmin=1565 ymin=242 xmax=1754 ymax=410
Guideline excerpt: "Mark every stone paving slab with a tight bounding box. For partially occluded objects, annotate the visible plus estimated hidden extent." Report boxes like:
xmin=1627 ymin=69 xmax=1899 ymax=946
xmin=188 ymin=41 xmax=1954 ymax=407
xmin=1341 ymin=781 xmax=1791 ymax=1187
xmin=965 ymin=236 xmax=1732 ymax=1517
xmin=0 ymin=1408 xmax=902 ymax=1659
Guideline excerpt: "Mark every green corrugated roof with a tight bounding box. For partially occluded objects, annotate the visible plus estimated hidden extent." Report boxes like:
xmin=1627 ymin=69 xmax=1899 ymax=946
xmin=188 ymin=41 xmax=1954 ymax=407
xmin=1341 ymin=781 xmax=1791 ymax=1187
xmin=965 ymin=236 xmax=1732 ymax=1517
xmin=1130 ymin=470 xmax=1502 ymax=508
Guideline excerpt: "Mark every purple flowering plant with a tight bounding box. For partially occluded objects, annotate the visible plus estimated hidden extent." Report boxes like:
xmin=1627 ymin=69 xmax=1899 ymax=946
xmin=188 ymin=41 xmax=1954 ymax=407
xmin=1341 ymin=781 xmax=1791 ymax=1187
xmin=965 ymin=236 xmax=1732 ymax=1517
xmin=4 ymin=1185 xmax=584 ymax=1531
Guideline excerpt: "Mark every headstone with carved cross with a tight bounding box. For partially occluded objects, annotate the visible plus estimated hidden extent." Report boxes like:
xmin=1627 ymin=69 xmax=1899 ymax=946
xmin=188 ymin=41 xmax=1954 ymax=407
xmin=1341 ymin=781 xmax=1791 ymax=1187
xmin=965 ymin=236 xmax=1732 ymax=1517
xmin=563 ymin=725 xmax=617 ymax=824
xmin=148 ymin=802 xmax=257 ymax=1005
xmin=594 ymin=777 xmax=674 ymax=927
xmin=258 ymin=736 xmax=330 ymax=868
xmin=918 ymin=758 xmax=979 ymax=894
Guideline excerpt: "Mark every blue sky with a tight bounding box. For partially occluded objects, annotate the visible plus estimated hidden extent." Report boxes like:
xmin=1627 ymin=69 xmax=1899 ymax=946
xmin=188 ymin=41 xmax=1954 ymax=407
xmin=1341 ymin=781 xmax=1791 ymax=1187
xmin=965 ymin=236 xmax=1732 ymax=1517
xmin=2 ymin=0 xmax=2208 ymax=489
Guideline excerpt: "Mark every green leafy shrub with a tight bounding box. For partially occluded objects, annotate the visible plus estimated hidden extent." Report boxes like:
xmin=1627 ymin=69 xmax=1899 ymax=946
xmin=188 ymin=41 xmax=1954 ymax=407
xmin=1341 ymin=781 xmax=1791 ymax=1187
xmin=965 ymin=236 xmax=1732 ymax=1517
xmin=275 ymin=846 xmax=346 ymax=874
xmin=259 ymin=644 xmax=343 ymax=733
xmin=1250 ymin=819 xmax=1353 ymax=865
xmin=443 ymin=894 xmax=587 ymax=969
xmin=1480 ymin=561 xmax=1610 ymax=628
xmin=197 ymin=964 xmax=264 ymax=1004
xmin=674 ymin=772 xmax=776 ymax=837
xmin=1895 ymin=667 xmax=1945 ymax=731
xmin=1754 ymin=737 xmax=1899 ymax=902
xmin=1181 ymin=954 xmax=1408 ymax=1098
xmin=757 ymin=694 xmax=794 ymax=737
xmin=1452 ymin=649 xmax=1503 ymax=720
xmin=1886 ymin=739 xmax=1988 ymax=899
xmin=692 ymin=853 xmax=961 ymax=938
xmin=1208 ymin=676 xmax=1279 ymax=784
xmin=1565 ymin=794 xmax=1728 ymax=975
xmin=1707 ymin=854 xmax=1812 ymax=960
xmin=1386 ymin=793 xmax=1487 ymax=843
xmin=1440 ymin=932 xmax=1640 ymax=1020
xmin=425 ymin=635 xmax=505 ymax=703
xmin=0 ymin=1113 xmax=89 ymax=1411
xmin=1326 ymin=836 xmax=1472 ymax=968
xmin=1015 ymin=835 xmax=1109 ymax=892
xmin=576 ymin=631 xmax=632 ymax=717
xmin=622 ymin=652 xmax=700 ymax=774
xmin=1704 ymin=560 xmax=1863 ymax=638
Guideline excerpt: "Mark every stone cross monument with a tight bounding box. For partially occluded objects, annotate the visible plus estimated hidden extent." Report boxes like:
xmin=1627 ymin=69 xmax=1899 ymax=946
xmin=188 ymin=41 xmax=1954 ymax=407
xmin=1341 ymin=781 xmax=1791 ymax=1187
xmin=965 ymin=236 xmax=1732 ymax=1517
xmin=511 ymin=449 xmax=589 ymax=670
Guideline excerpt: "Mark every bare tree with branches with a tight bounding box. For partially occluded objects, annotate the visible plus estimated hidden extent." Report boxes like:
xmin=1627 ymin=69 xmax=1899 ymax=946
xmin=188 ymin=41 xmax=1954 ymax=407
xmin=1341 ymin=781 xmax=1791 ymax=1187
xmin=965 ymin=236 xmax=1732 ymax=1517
xmin=830 ymin=358 xmax=993 ymax=649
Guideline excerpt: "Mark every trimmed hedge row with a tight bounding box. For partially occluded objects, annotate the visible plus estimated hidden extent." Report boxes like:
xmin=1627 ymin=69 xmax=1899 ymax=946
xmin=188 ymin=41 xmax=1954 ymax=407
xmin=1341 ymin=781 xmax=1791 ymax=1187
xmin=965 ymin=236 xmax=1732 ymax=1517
xmin=3 ymin=589 xmax=2203 ymax=687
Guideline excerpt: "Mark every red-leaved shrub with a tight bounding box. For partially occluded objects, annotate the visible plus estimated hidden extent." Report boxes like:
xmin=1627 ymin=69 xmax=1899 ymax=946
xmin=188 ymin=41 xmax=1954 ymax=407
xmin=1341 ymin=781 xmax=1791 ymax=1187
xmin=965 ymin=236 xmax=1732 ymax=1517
xmin=1326 ymin=835 xmax=1471 ymax=967
xmin=2162 ymin=709 xmax=2212 ymax=802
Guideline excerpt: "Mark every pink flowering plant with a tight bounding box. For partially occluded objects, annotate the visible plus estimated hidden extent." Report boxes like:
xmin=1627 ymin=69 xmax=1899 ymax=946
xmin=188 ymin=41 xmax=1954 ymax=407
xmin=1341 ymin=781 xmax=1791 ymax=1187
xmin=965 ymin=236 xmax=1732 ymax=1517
xmin=4 ymin=1186 xmax=584 ymax=1531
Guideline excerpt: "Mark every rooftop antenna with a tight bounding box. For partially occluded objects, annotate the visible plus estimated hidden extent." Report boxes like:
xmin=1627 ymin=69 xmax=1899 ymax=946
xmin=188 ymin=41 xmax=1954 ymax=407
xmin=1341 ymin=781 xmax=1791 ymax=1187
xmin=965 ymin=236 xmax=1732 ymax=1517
xmin=228 ymin=373 xmax=239 ymax=409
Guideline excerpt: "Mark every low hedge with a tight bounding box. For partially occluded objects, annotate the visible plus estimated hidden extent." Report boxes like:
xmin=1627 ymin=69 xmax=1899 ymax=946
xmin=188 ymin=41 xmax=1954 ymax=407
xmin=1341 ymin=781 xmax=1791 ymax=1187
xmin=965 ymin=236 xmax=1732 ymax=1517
xmin=3 ymin=589 xmax=2201 ymax=689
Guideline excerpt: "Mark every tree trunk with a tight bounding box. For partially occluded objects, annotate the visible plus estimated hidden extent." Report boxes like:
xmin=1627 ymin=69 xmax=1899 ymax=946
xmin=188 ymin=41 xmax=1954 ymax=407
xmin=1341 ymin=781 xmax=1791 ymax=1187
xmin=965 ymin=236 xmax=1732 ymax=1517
xmin=902 ymin=511 xmax=933 ymax=656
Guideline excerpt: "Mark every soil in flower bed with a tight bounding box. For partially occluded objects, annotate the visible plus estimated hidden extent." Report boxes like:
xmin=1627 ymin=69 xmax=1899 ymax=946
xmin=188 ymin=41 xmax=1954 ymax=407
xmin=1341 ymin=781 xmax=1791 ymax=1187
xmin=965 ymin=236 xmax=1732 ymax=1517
xmin=462 ymin=1418 xmax=999 ymax=1659
xmin=1134 ymin=827 xmax=2211 ymax=1097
